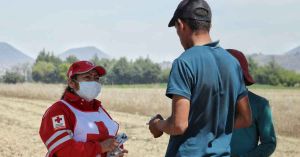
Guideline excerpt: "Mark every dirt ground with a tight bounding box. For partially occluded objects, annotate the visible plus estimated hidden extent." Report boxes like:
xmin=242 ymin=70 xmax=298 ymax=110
xmin=0 ymin=95 xmax=299 ymax=157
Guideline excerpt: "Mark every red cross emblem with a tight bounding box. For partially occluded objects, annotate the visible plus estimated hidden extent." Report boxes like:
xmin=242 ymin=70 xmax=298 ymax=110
xmin=52 ymin=115 xmax=66 ymax=130
xmin=55 ymin=116 xmax=62 ymax=123
xmin=87 ymin=121 xmax=110 ymax=142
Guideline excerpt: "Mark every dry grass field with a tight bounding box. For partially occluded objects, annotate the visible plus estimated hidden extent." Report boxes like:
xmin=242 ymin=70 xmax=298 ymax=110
xmin=0 ymin=83 xmax=299 ymax=157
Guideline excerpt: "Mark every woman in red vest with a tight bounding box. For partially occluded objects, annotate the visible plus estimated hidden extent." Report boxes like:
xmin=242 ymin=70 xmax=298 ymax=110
xmin=39 ymin=60 xmax=127 ymax=157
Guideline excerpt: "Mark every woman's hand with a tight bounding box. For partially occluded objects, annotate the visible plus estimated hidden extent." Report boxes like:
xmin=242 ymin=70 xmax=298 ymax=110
xmin=99 ymin=138 xmax=119 ymax=153
xmin=116 ymin=148 xmax=128 ymax=157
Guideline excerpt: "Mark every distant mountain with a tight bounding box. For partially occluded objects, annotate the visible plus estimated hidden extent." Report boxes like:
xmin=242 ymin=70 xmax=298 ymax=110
xmin=249 ymin=46 xmax=300 ymax=73
xmin=58 ymin=46 xmax=110 ymax=61
xmin=0 ymin=42 xmax=34 ymax=74
xmin=286 ymin=46 xmax=300 ymax=56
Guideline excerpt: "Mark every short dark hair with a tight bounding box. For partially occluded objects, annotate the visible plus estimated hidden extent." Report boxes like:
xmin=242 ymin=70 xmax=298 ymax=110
xmin=181 ymin=18 xmax=211 ymax=32
xmin=180 ymin=8 xmax=211 ymax=32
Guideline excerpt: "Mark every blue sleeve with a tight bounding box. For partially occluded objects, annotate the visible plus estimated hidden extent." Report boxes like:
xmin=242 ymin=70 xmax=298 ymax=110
xmin=241 ymin=101 xmax=277 ymax=157
xmin=237 ymin=66 xmax=248 ymax=101
xmin=166 ymin=59 xmax=193 ymax=100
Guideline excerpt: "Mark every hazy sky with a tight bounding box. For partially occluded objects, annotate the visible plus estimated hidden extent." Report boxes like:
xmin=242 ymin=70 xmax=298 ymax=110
xmin=0 ymin=0 xmax=299 ymax=62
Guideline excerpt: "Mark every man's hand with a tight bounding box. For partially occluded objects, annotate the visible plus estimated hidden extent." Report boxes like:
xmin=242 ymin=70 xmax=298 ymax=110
xmin=148 ymin=114 xmax=164 ymax=138
xmin=148 ymin=95 xmax=190 ymax=136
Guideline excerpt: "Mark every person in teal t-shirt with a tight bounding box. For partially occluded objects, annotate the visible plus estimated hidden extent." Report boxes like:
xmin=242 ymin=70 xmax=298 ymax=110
xmin=228 ymin=49 xmax=277 ymax=157
xmin=147 ymin=0 xmax=253 ymax=157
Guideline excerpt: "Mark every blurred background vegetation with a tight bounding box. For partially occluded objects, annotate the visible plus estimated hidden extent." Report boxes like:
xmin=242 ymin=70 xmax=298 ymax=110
xmin=2 ymin=49 xmax=300 ymax=87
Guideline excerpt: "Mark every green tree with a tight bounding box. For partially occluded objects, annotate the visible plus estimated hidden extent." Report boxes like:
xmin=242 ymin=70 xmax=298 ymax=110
xmin=65 ymin=55 xmax=79 ymax=64
xmin=132 ymin=58 xmax=161 ymax=84
xmin=2 ymin=71 xmax=25 ymax=84
xmin=255 ymin=61 xmax=280 ymax=86
xmin=277 ymin=68 xmax=300 ymax=87
xmin=96 ymin=58 xmax=116 ymax=84
xmin=58 ymin=63 xmax=71 ymax=82
xmin=253 ymin=59 xmax=300 ymax=87
xmin=36 ymin=49 xmax=62 ymax=65
xmin=247 ymin=56 xmax=259 ymax=76
xmin=110 ymin=57 xmax=133 ymax=84
xmin=32 ymin=49 xmax=65 ymax=83
xmin=90 ymin=55 xmax=100 ymax=65
xmin=32 ymin=61 xmax=57 ymax=83
xmin=160 ymin=68 xmax=171 ymax=83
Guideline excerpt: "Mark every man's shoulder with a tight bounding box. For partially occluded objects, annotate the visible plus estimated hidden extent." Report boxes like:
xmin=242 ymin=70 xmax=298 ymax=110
xmin=249 ymin=91 xmax=270 ymax=107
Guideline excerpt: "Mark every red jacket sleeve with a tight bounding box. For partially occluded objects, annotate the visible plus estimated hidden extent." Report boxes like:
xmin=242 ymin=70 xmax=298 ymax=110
xmin=55 ymin=140 xmax=103 ymax=157
xmin=39 ymin=101 xmax=103 ymax=157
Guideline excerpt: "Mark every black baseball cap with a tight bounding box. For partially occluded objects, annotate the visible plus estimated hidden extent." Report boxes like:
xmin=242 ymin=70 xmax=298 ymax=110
xmin=168 ymin=0 xmax=212 ymax=27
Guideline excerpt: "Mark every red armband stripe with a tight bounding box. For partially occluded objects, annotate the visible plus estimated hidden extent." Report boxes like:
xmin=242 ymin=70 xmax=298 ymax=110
xmin=46 ymin=135 xmax=72 ymax=157
xmin=45 ymin=129 xmax=72 ymax=147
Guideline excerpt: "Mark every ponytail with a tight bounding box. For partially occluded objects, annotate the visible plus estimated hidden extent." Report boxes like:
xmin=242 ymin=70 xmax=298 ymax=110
xmin=61 ymin=75 xmax=77 ymax=99
xmin=61 ymin=86 xmax=75 ymax=99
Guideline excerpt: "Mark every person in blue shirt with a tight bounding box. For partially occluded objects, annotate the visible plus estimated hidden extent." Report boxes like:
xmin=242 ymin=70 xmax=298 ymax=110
xmin=227 ymin=49 xmax=277 ymax=157
xmin=148 ymin=0 xmax=252 ymax=157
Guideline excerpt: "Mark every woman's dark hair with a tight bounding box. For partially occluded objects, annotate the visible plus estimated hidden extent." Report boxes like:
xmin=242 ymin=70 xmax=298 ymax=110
xmin=61 ymin=75 xmax=77 ymax=99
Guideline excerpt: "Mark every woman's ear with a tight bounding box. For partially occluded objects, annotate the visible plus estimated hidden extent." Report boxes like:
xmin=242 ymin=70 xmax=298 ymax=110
xmin=68 ymin=78 xmax=78 ymax=91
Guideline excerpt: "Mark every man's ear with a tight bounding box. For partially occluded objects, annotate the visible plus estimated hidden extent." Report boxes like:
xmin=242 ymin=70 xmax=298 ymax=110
xmin=176 ymin=19 xmax=185 ymax=31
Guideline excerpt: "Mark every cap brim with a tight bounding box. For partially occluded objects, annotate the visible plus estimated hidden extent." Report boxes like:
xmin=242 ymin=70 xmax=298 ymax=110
xmin=168 ymin=17 xmax=176 ymax=27
xmin=244 ymin=73 xmax=255 ymax=86
xmin=93 ymin=66 xmax=106 ymax=77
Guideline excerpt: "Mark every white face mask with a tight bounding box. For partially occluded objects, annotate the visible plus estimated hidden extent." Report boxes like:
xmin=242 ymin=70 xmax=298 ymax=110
xmin=75 ymin=81 xmax=101 ymax=102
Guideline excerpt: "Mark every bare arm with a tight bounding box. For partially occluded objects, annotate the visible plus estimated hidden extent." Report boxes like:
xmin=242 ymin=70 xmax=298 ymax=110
xmin=234 ymin=96 xmax=252 ymax=129
xmin=152 ymin=95 xmax=190 ymax=136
